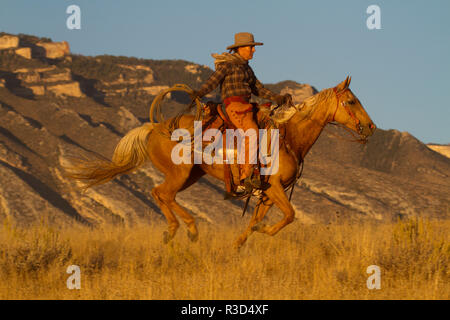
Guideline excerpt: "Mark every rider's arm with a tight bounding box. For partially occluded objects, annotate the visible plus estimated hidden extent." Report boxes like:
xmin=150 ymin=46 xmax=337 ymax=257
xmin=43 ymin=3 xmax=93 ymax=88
xmin=196 ymin=63 xmax=230 ymax=98
xmin=252 ymin=79 xmax=279 ymax=102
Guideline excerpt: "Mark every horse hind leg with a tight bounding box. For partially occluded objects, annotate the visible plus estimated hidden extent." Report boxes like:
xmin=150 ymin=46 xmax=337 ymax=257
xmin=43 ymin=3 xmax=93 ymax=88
xmin=150 ymin=168 xmax=202 ymax=243
xmin=170 ymin=166 xmax=206 ymax=242
xmin=168 ymin=201 xmax=198 ymax=242
xmin=151 ymin=186 xmax=180 ymax=243
xmin=152 ymin=185 xmax=199 ymax=243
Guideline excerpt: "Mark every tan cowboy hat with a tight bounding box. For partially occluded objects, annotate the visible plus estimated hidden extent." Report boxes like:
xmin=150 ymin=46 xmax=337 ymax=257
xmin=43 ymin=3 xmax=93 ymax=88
xmin=226 ymin=32 xmax=264 ymax=50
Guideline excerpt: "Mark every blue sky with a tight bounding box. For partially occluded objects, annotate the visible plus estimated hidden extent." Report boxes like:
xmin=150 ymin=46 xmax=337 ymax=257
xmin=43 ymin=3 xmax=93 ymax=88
xmin=1 ymin=0 xmax=449 ymax=144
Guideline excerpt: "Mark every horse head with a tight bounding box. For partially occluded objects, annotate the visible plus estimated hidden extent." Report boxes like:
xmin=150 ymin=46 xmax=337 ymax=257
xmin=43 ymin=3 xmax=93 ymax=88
xmin=330 ymin=76 xmax=376 ymax=142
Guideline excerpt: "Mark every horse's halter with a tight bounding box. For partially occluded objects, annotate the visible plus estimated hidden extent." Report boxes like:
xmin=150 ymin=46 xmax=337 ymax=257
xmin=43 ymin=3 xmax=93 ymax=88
xmin=332 ymin=87 xmax=363 ymax=135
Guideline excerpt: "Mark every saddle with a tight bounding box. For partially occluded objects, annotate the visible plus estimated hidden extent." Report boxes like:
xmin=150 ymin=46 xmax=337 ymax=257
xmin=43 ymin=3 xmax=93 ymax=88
xmin=201 ymin=101 xmax=274 ymax=198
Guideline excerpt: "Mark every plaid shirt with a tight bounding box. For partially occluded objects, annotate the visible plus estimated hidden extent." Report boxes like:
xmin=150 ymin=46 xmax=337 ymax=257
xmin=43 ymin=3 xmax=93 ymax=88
xmin=197 ymin=61 xmax=278 ymax=102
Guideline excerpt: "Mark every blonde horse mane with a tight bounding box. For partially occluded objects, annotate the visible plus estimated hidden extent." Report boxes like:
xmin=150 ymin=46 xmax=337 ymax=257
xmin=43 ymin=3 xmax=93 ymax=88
xmin=261 ymin=88 xmax=334 ymax=124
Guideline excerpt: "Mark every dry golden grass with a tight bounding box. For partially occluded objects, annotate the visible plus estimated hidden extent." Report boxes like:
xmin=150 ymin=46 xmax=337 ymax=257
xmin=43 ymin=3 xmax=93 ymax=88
xmin=0 ymin=216 xmax=448 ymax=300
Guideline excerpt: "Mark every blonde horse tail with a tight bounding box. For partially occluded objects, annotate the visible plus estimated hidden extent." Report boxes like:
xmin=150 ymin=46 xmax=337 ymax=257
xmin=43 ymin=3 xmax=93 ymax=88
xmin=65 ymin=123 xmax=154 ymax=190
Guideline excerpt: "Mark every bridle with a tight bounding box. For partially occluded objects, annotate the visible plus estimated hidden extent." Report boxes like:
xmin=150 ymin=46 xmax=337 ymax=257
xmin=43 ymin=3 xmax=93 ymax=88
xmin=332 ymin=87 xmax=363 ymax=133
xmin=330 ymin=87 xmax=367 ymax=144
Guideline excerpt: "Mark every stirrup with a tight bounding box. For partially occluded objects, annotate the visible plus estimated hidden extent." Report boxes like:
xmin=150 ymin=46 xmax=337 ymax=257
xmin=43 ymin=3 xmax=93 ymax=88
xmin=252 ymin=189 xmax=263 ymax=198
xmin=223 ymin=186 xmax=248 ymax=200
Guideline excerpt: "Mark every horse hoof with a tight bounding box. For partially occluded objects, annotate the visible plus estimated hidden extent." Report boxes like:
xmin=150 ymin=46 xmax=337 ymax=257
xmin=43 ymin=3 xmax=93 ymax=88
xmin=187 ymin=230 xmax=198 ymax=242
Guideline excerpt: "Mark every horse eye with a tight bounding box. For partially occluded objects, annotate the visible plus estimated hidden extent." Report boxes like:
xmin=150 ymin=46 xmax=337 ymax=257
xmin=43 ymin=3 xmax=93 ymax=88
xmin=348 ymin=100 xmax=355 ymax=105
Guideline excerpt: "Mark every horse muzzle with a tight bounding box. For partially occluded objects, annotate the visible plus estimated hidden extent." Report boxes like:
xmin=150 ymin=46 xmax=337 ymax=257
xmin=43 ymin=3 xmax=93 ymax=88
xmin=359 ymin=122 xmax=376 ymax=143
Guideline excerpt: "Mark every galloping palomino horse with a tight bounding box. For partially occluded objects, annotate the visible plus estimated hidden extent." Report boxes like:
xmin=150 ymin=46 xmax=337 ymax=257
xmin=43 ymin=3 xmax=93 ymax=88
xmin=66 ymin=76 xmax=376 ymax=248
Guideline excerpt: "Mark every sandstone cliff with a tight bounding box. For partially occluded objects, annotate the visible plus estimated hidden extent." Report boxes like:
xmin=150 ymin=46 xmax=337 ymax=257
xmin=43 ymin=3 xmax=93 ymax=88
xmin=427 ymin=144 xmax=450 ymax=159
xmin=0 ymin=35 xmax=19 ymax=50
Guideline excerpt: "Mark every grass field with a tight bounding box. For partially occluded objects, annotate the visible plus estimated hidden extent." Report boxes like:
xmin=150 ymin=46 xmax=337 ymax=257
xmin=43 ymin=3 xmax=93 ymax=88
xmin=0 ymin=216 xmax=448 ymax=299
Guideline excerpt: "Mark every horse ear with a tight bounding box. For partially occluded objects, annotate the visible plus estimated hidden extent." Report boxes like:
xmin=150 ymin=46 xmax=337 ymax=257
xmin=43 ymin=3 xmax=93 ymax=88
xmin=336 ymin=76 xmax=349 ymax=91
xmin=347 ymin=76 xmax=352 ymax=87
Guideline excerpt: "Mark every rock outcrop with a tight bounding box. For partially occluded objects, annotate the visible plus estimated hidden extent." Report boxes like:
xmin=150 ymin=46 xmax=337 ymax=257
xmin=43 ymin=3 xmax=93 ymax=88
xmin=280 ymin=83 xmax=317 ymax=104
xmin=0 ymin=34 xmax=70 ymax=59
xmin=185 ymin=64 xmax=200 ymax=74
xmin=46 ymin=82 xmax=84 ymax=97
xmin=98 ymin=64 xmax=158 ymax=99
xmin=5 ymin=66 xmax=83 ymax=98
xmin=15 ymin=47 xmax=31 ymax=59
xmin=0 ymin=35 xmax=19 ymax=49
xmin=14 ymin=66 xmax=71 ymax=83
xmin=427 ymin=144 xmax=450 ymax=159
xmin=35 ymin=41 xmax=70 ymax=59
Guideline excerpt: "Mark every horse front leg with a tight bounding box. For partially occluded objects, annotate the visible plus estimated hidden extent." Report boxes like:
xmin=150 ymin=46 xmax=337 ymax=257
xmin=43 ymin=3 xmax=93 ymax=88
xmin=252 ymin=180 xmax=296 ymax=236
xmin=234 ymin=196 xmax=273 ymax=249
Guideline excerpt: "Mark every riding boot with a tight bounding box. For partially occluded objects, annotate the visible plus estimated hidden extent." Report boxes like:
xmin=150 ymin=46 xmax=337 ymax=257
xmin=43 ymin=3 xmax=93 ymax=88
xmin=240 ymin=167 xmax=261 ymax=193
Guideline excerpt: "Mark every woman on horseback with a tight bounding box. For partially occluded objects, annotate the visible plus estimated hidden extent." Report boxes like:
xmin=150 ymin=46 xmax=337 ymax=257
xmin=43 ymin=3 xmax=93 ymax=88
xmin=192 ymin=32 xmax=292 ymax=191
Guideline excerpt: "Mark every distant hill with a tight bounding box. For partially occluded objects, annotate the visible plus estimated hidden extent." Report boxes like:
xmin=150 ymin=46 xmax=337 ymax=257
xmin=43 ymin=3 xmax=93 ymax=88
xmin=427 ymin=144 xmax=450 ymax=159
xmin=0 ymin=33 xmax=448 ymax=227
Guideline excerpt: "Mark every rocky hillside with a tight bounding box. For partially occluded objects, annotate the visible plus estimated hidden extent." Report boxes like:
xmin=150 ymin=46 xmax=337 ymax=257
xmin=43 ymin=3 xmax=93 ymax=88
xmin=427 ymin=144 xmax=450 ymax=159
xmin=0 ymin=33 xmax=448 ymax=229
